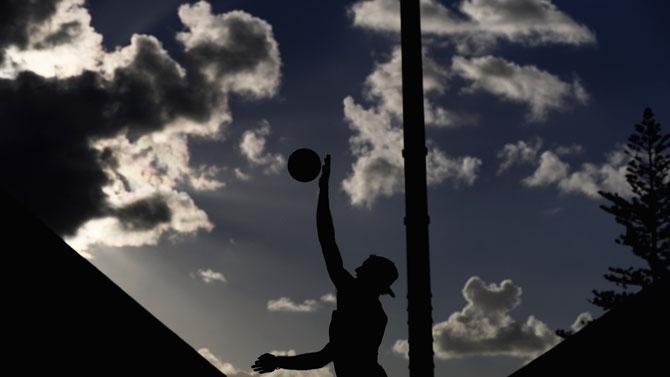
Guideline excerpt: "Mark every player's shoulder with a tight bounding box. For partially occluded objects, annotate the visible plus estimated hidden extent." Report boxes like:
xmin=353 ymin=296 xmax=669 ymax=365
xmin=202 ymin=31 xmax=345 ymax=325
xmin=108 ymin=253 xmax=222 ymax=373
xmin=335 ymin=268 xmax=355 ymax=287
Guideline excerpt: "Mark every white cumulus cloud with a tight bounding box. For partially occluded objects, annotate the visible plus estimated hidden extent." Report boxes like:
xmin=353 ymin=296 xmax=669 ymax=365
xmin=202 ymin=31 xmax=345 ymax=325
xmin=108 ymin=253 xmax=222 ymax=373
xmin=393 ymin=276 xmax=563 ymax=360
xmin=342 ymin=48 xmax=482 ymax=207
xmin=177 ymin=1 xmax=281 ymax=97
xmin=523 ymin=150 xmax=570 ymax=187
xmin=240 ymin=121 xmax=286 ymax=175
xmin=361 ymin=47 xmax=471 ymax=128
xmin=320 ymin=293 xmax=337 ymax=304
xmin=349 ymin=0 xmax=594 ymax=124
xmin=569 ymin=312 xmax=593 ymax=333
xmin=199 ymin=348 xmax=243 ymax=376
xmin=349 ymin=0 xmax=595 ymax=54
xmin=196 ymin=268 xmax=227 ymax=284
xmin=267 ymin=297 xmax=320 ymax=313
xmin=521 ymin=145 xmax=631 ymax=198
xmin=452 ymin=55 xmax=589 ymax=121
xmin=497 ymin=138 xmax=543 ymax=174
xmin=234 ymin=168 xmax=252 ymax=181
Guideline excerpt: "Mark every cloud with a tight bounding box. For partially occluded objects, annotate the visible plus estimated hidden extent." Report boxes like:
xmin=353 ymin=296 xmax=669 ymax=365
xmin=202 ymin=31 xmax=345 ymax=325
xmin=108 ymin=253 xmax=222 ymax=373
xmin=349 ymin=0 xmax=595 ymax=53
xmin=542 ymin=207 xmax=563 ymax=216
xmin=320 ymin=293 xmax=337 ymax=304
xmin=113 ymin=194 xmax=172 ymax=231
xmin=497 ymin=139 xmax=631 ymax=199
xmin=342 ymin=48 xmax=482 ymax=207
xmin=196 ymin=268 xmax=227 ymax=284
xmin=267 ymin=297 xmax=320 ymax=313
xmin=521 ymin=146 xmax=631 ymax=198
xmin=497 ymin=138 xmax=543 ymax=174
xmin=569 ymin=312 xmax=593 ymax=333
xmin=343 ymin=1 xmax=593 ymax=204
xmin=239 ymin=121 xmax=286 ymax=175
xmin=556 ymin=149 xmax=631 ymax=197
xmin=452 ymin=56 xmax=589 ymax=121
xmin=361 ymin=46 xmax=473 ymax=128
xmin=199 ymin=348 xmax=334 ymax=377
xmin=427 ymin=148 xmax=482 ymax=186
xmin=349 ymin=1 xmax=593 ymax=123
xmin=0 ymin=0 xmax=103 ymax=78
xmin=432 ymin=277 xmax=559 ymax=359
xmin=234 ymin=168 xmax=252 ymax=181
xmin=176 ymin=1 xmax=281 ymax=98
xmin=266 ymin=293 xmax=335 ymax=313
xmin=65 ymin=191 xmax=214 ymax=253
xmin=0 ymin=1 xmax=281 ymax=254
xmin=0 ymin=0 xmax=59 ymax=63
xmin=393 ymin=276 xmax=560 ymax=360
xmin=350 ymin=0 xmax=460 ymax=36
xmin=554 ymin=143 xmax=584 ymax=156
xmin=198 ymin=348 xmax=240 ymax=376
xmin=392 ymin=339 xmax=410 ymax=359
xmin=523 ymin=150 xmax=570 ymax=187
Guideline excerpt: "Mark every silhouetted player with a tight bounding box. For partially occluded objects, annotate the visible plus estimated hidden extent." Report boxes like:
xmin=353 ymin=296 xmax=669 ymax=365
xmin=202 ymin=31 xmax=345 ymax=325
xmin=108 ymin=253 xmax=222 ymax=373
xmin=252 ymin=154 xmax=398 ymax=376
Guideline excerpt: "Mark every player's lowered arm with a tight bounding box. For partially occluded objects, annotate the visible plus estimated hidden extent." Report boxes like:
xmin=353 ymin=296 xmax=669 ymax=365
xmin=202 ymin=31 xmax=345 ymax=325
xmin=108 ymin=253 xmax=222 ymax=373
xmin=278 ymin=344 xmax=332 ymax=370
xmin=252 ymin=344 xmax=332 ymax=373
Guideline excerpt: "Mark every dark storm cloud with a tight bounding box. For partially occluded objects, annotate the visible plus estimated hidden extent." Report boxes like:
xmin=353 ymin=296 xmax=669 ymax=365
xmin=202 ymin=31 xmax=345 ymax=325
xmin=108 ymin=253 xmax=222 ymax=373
xmin=0 ymin=1 xmax=281 ymax=245
xmin=35 ymin=21 xmax=84 ymax=49
xmin=0 ymin=36 xmax=189 ymax=235
xmin=114 ymin=195 xmax=172 ymax=231
xmin=0 ymin=36 xmax=218 ymax=236
xmin=0 ymin=71 xmax=113 ymax=235
xmin=183 ymin=16 xmax=273 ymax=79
xmin=0 ymin=0 xmax=61 ymax=63
xmin=105 ymin=36 xmax=222 ymax=139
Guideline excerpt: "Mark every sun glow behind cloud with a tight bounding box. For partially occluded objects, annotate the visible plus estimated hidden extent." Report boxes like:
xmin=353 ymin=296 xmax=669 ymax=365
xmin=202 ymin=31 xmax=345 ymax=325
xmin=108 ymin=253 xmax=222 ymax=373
xmin=0 ymin=0 xmax=283 ymax=256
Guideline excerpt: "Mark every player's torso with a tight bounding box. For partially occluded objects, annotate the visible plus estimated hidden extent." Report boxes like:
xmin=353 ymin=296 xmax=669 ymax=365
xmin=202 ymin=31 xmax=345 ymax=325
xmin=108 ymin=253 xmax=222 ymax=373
xmin=329 ymin=285 xmax=388 ymax=357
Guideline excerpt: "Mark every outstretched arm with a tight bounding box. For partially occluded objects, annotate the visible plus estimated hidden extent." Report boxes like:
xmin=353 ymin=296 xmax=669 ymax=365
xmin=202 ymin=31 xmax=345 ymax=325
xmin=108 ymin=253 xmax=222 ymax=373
xmin=252 ymin=344 xmax=332 ymax=373
xmin=317 ymin=155 xmax=351 ymax=288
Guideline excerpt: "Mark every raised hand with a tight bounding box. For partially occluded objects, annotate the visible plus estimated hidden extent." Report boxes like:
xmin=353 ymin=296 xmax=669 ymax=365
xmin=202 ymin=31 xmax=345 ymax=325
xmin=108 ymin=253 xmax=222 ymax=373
xmin=319 ymin=154 xmax=331 ymax=189
xmin=252 ymin=353 xmax=279 ymax=374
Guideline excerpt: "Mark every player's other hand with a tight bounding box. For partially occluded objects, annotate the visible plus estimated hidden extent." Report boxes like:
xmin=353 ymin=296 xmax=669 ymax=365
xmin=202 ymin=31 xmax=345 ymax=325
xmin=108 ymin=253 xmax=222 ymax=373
xmin=252 ymin=353 xmax=279 ymax=374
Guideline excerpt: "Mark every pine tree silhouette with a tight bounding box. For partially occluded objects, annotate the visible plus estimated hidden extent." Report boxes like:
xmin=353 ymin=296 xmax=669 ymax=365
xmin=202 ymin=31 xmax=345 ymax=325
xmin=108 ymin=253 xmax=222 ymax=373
xmin=592 ymin=107 xmax=670 ymax=310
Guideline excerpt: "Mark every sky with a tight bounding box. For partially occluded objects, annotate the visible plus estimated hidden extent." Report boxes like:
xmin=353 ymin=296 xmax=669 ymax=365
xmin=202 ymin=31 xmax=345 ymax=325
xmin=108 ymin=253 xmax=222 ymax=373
xmin=1 ymin=1 xmax=669 ymax=376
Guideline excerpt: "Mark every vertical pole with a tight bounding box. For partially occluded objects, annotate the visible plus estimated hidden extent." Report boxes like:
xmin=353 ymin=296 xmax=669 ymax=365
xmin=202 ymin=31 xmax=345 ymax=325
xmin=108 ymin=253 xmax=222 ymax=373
xmin=400 ymin=1 xmax=434 ymax=377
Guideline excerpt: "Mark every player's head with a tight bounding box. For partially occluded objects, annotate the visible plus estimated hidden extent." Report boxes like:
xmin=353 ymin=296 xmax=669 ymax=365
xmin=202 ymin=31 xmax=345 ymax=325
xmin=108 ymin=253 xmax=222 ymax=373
xmin=355 ymin=255 xmax=398 ymax=297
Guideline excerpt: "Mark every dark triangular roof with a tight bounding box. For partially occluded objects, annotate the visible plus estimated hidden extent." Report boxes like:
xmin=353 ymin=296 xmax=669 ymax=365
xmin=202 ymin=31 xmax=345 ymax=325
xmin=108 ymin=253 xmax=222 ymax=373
xmin=3 ymin=191 xmax=225 ymax=376
xmin=509 ymin=277 xmax=669 ymax=377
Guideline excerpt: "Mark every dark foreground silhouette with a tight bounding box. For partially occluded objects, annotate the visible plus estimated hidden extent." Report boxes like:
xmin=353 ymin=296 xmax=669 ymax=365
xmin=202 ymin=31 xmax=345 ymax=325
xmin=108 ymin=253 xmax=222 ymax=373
xmin=2 ymin=189 xmax=225 ymax=376
xmin=253 ymin=155 xmax=398 ymax=376
xmin=509 ymin=277 xmax=669 ymax=377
